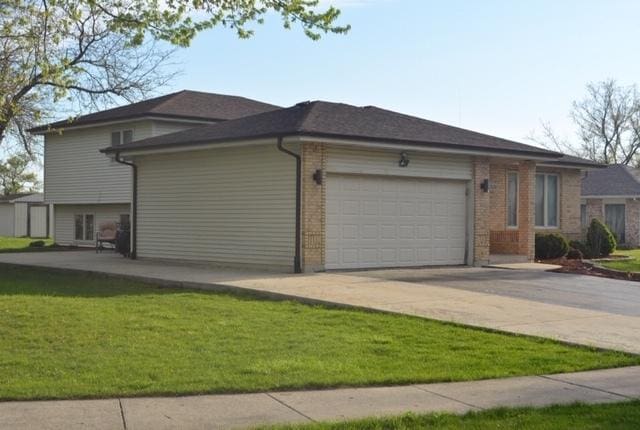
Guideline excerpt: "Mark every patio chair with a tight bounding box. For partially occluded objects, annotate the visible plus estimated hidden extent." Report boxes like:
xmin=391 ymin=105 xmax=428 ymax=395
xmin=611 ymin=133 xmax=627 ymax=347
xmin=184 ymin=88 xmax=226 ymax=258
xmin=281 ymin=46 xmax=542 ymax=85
xmin=96 ymin=221 xmax=118 ymax=253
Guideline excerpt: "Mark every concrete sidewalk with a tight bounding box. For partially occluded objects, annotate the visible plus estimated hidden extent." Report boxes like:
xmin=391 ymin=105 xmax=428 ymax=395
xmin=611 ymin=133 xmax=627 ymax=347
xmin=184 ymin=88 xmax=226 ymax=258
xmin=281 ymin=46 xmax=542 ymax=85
xmin=1 ymin=366 xmax=639 ymax=430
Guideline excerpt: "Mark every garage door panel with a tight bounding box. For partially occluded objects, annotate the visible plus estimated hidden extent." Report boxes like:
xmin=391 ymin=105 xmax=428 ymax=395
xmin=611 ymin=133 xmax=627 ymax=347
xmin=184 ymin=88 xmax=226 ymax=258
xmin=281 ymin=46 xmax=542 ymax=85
xmin=326 ymin=174 xmax=467 ymax=269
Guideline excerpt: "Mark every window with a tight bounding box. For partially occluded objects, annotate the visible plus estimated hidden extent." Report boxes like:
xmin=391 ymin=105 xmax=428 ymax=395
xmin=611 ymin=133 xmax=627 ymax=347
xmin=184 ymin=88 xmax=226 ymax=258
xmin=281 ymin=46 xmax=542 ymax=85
xmin=580 ymin=204 xmax=587 ymax=227
xmin=74 ymin=214 xmax=95 ymax=241
xmin=535 ymin=173 xmax=559 ymax=227
xmin=605 ymin=204 xmax=626 ymax=244
xmin=506 ymin=171 xmax=518 ymax=227
xmin=111 ymin=129 xmax=133 ymax=146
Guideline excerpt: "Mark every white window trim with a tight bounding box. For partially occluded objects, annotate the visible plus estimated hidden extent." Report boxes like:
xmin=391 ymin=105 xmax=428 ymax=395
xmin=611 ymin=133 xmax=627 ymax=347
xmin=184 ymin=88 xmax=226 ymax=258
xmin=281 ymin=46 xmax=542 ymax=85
xmin=506 ymin=171 xmax=519 ymax=229
xmin=74 ymin=213 xmax=96 ymax=242
xmin=535 ymin=173 xmax=559 ymax=228
xmin=111 ymin=129 xmax=134 ymax=146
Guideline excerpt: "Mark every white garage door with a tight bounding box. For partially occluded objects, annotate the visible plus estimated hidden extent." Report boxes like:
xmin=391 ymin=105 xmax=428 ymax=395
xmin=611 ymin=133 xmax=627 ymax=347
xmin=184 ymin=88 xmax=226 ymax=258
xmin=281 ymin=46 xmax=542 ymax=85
xmin=326 ymin=174 xmax=467 ymax=269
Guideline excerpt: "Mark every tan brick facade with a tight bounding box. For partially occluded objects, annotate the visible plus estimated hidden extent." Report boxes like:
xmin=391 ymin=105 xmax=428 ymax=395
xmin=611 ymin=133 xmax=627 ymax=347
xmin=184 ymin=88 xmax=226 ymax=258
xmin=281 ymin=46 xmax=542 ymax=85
xmin=473 ymin=157 xmax=491 ymax=266
xmin=625 ymin=199 xmax=640 ymax=247
xmin=487 ymin=161 xmax=535 ymax=260
xmin=300 ymin=143 xmax=326 ymax=272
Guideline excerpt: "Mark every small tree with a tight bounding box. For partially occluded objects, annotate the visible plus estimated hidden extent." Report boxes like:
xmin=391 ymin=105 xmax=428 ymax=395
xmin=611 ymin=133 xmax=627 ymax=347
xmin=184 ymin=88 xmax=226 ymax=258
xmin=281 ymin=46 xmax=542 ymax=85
xmin=586 ymin=219 xmax=617 ymax=258
xmin=0 ymin=153 xmax=39 ymax=195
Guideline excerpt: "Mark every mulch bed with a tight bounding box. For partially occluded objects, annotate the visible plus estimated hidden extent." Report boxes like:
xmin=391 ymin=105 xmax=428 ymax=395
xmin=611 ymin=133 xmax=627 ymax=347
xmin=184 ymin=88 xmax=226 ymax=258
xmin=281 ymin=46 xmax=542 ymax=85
xmin=540 ymin=257 xmax=640 ymax=281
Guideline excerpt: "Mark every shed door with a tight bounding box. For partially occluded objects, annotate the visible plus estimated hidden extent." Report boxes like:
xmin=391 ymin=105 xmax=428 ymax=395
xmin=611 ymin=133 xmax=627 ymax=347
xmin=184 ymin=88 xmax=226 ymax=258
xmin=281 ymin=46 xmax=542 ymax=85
xmin=326 ymin=174 xmax=467 ymax=269
xmin=29 ymin=206 xmax=48 ymax=238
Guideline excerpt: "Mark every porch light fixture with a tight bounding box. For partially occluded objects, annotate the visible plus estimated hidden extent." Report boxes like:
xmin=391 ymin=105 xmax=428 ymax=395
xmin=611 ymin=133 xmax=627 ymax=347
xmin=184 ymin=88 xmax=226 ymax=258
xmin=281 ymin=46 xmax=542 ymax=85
xmin=312 ymin=169 xmax=323 ymax=185
xmin=399 ymin=152 xmax=410 ymax=167
xmin=480 ymin=179 xmax=490 ymax=193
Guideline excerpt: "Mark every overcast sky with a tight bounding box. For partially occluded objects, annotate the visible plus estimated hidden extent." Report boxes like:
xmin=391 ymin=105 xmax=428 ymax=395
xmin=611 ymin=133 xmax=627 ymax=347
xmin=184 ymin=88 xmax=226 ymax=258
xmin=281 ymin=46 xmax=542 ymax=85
xmin=165 ymin=0 xmax=640 ymax=146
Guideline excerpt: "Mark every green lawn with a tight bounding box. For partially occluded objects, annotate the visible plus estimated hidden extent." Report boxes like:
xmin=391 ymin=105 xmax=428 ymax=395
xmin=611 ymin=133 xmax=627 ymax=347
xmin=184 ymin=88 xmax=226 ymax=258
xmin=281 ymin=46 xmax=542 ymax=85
xmin=260 ymin=401 xmax=640 ymax=430
xmin=0 ymin=265 xmax=638 ymax=401
xmin=0 ymin=236 xmax=55 ymax=253
xmin=603 ymin=249 xmax=640 ymax=272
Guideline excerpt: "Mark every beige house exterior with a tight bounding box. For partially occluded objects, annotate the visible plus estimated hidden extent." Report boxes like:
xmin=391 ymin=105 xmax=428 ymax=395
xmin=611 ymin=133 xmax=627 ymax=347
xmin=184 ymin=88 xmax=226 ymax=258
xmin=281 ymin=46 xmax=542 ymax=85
xmin=33 ymin=92 xmax=595 ymax=272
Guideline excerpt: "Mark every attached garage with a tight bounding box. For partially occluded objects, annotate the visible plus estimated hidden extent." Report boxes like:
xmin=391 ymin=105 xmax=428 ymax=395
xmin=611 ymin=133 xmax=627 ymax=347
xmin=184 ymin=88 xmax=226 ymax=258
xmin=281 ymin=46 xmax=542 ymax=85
xmin=325 ymin=174 xmax=467 ymax=269
xmin=104 ymin=99 xmax=565 ymax=272
xmin=324 ymin=146 xmax=472 ymax=269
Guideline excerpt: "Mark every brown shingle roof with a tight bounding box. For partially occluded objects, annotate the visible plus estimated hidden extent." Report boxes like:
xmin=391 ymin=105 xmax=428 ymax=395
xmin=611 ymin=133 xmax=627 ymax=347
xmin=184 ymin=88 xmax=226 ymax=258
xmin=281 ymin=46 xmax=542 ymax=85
xmin=104 ymin=101 xmax=562 ymax=158
xmin=30 ymin=90 xmax=281 ymax=132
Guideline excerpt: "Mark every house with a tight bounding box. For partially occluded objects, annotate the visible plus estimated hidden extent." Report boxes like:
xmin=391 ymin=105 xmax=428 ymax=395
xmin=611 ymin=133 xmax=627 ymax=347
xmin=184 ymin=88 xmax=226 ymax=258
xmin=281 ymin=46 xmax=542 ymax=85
xmin=29 ymin=91 xmax=281 ymax=246
xmin=90 ymin=98 xmax=599 ymax=272
xmin=0 ymin=193 xmax=48 ymax=238
xmin=581 ymin=164 xmax=640 ymax=247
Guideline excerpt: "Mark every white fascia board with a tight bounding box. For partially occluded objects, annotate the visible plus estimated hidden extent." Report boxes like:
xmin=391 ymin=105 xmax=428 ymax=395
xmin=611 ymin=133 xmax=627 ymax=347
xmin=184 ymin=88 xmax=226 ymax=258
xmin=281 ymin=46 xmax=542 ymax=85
xmin=111 ymin=134 xmax=560 ymax=162
xmin=291 ymin=136 xmax=559 ymax=161
xmin=32 ymin=116 xmax=217 ymax=135
xmin=116 ymin=138 xmax=281 ymax=158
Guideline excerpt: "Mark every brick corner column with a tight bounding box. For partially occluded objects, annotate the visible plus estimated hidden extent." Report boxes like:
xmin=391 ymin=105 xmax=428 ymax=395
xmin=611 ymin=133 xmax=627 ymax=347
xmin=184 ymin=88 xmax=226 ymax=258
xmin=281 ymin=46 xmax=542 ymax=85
xmin=300 ymin=143 xmax=326 ymax=272
xmin=473 ymin=157 xmax=491 ymax=266
xmin=517 ymin=161 xmax=535 ymax=261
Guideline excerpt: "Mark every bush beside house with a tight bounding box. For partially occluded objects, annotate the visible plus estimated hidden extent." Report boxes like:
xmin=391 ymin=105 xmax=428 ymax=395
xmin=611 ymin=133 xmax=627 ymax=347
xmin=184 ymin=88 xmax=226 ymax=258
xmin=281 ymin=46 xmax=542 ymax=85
xmin=585 ymin=219 xmax=617 ymax=258
xmin=535 ymin=233 xmax=570 ymax=260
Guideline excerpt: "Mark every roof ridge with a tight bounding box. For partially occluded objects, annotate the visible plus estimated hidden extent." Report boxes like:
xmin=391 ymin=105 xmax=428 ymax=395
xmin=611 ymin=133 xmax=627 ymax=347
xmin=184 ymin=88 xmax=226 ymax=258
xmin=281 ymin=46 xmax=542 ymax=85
xmin=620 ymin=164 xmax=640 ymax=185
xmin=292 ymin=101 xmax=317 ymax=132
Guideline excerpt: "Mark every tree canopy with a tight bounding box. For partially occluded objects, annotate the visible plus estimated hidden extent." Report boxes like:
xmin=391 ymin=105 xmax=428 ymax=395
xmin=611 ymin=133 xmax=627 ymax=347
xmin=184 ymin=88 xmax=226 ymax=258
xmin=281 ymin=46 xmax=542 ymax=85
xmin=0 ymin=0 xmax=350 ymax=154
xmin=0 ymin=153 xmax=39 ymax=195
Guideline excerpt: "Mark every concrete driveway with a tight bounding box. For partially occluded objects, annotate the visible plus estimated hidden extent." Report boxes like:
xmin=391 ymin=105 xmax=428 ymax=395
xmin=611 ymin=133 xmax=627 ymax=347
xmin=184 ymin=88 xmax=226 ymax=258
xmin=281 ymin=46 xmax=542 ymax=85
xmin=1 ymin=251 xmax=639 ymax=354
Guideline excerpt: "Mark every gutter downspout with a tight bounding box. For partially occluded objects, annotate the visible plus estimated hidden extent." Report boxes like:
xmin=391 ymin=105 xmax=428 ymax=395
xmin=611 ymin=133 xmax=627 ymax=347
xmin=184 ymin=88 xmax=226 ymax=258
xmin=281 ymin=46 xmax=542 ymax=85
xmin=276 ymin=137 xmax=302 ymax=274
xmin=114 ymin=152 xmax=137 ymax=259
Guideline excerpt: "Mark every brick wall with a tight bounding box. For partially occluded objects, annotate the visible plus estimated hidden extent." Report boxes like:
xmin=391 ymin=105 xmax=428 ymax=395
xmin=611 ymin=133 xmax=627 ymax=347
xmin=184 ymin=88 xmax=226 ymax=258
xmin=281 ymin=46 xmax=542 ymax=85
xmin=625 ymin=199 xmax=640 ymax=247
xmin=487 ymin=160 xmax=534 ymax=260
xmin=301 ymin=142 xmax=326 ymax=272
xmin=473 ymin=157 xmax=491 ymax=265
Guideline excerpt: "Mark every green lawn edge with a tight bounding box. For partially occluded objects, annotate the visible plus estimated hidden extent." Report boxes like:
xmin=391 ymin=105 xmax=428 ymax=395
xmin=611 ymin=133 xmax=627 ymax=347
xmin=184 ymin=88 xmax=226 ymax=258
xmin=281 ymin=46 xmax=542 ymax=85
xmin=257 ymin=400 xmax=640 ymax=430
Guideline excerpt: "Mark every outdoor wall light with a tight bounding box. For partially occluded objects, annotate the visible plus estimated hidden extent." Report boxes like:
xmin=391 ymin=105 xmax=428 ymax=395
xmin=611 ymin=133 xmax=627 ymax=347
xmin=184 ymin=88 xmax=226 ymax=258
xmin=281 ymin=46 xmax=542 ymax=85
xmin=399 ymin=152 xmax=410 ymax=167
xmin=480 ymin=179 xmax=490 ymax=192
xmin=313 ymin=169 xmax=323 ymax=185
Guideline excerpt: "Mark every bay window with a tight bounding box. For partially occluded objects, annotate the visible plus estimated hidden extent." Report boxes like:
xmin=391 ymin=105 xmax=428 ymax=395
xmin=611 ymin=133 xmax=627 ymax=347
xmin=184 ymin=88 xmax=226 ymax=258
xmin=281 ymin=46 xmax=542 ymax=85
xmin=535 ymin=173 xmax=559 ymax=227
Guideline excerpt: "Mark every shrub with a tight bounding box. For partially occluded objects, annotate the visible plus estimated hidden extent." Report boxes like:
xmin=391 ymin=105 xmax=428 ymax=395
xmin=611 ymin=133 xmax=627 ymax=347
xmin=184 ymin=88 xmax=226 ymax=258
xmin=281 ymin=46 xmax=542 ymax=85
xmin=28 ymin=240 xmax=46 ymax=248
xmin=535 ymin=233 xmax=570 ymax=260
xmin=566 ymin=248 xmax=583 ymax=260
xmin=585 ymin=219 xmax=617 ymax=258
xmin=569 ymin=240 xmax=592 ymax=259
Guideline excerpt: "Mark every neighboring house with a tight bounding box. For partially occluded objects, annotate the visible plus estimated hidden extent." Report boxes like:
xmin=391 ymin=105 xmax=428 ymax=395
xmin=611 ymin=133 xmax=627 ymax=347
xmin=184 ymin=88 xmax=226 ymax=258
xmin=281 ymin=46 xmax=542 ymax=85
xmin=581 ymin=164 xmax=640 ymax=247
xmin=29 ymin=90 xmax=280 ymax=246
xmin=0 ymin=193 xmax=48 ymax=238
xmin=95 ymin=99 xmax=599 ymax=272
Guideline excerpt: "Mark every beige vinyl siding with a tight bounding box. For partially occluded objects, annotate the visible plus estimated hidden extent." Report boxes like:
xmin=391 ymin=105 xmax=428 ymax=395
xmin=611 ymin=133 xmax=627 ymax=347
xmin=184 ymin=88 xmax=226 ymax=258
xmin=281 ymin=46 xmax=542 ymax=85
xmin=326 ymin=146 xmax=472 ymax=180
xmin=44 ymin=119 xmax=205 ymax=205
xmin=54 ymin=204 xmax=130 ymax=245
xmin=136 ymin=144 xmax=295 ymax=268
xmin=44 ymin=122 xmax=153 ymax=204
xmin=0 ymin=203 xmax=15 ymax=236
xmin=151 ymin=120 xmax=215 ymax=136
